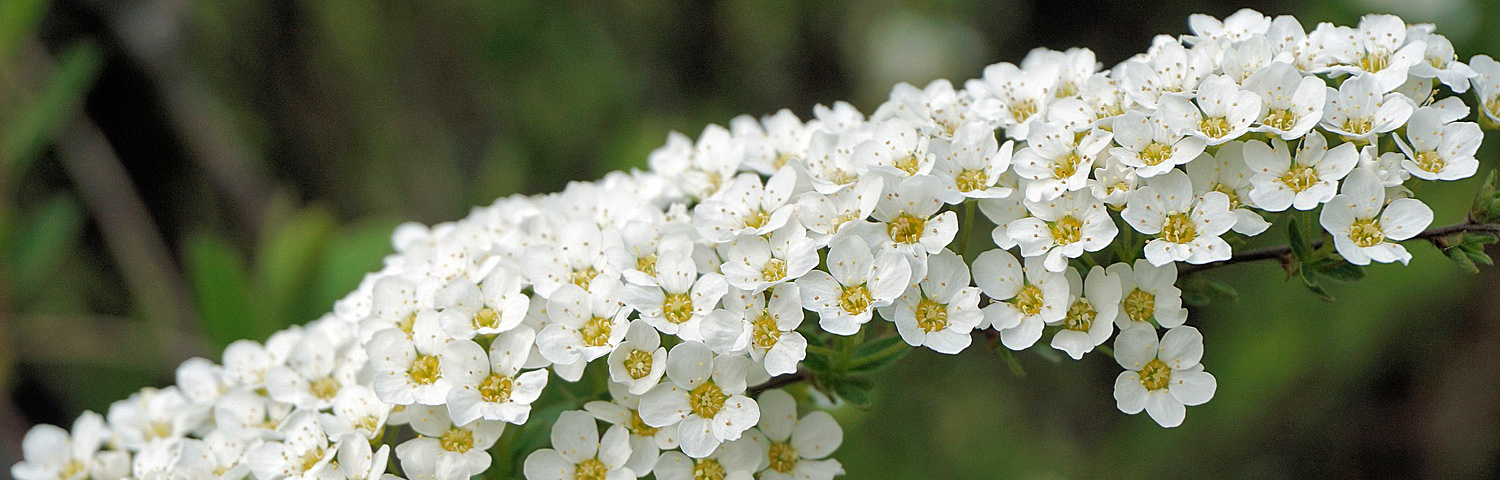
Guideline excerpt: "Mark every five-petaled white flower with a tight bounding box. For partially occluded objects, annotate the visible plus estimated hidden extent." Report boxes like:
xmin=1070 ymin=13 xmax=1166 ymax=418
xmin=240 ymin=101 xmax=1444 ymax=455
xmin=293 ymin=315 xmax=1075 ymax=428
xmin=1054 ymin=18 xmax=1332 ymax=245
xmin=1244 ymin=133 xmax=1358 ymax=211
xmin=1008 ymin=190 xmax=1118 ymax=272
xmin=796 ymin=237 xmax=911 ymax=336
xmin=973 ymin=250 xmax=1068 ymax=350
xmin=523 ymin=411 xmax=634 ymax=480
xmin=1108 ymin=259 xmax=1189 ymax=330
xmin=1109 ymin=110 xmax=1207 ymax=178
xmin=888 ymin=250 xmax=984 ymax=354
xmin=747 ymin=390 xmax=845 ymax=480
xmin=702 ymin=284 xmax=809 ymax=376
xmin=639 ymin=341 xmax=760 ymax=458
xmin=1394 ymin=107 xmax=1483 ymax=181
xmin=1113 ymin=326 xmax=1217 ymax=428
xmin=1320 ymin=169 xmax=1434 ymax=265
xmin=1051 ymin=265 xmax=1121 ymax=360
xmin=1123 ymin=169 xmax=1235 ymax=266
xmin=441 ymin=327 xmax=550 ymax=425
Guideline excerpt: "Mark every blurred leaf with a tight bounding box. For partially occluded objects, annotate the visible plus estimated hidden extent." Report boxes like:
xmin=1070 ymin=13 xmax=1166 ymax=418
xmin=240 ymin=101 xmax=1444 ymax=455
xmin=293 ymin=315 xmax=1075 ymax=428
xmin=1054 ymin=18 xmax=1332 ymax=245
xmin=256 ymin=207 xmax=334 ymax=327
xmin=186 ymin=233 xmax=258 ymax=349
xmin=0 ymin=0 xmax=48 ymax=69
xmin=1473 ymin=169 xmax=1498 ymax=222
xmin=8 ymin=194 xmax=83 ymax=298
xmin=1298 ymin=266 xmax=1335 ymax=302
xmin=849 ymin=335 xmax=908 ymax=373
xmin=1287 ymin=216 xmax=1311 ymax=261
xmin=312 ymin=218 xmax=398 ymax=311
xmin=830 ymin=375 xmax=874 ymax=409
xmin=1312 ymin=259 xmax=1365 ymax=283
xmin=998 ymin=348 xmax=1027 ymax=378
xmin=2 ymin=41 xmax=103 ymax=181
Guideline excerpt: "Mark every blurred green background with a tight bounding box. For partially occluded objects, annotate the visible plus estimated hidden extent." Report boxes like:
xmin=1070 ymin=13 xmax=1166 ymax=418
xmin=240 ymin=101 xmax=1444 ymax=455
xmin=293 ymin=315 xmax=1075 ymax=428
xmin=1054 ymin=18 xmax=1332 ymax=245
xmin=3 ymin=0 xmax=1500 ymax=478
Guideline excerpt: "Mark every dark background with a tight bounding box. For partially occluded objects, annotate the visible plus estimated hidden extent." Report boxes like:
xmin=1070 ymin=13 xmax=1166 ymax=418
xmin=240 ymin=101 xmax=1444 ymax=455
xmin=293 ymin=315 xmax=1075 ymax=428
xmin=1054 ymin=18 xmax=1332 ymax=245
xmin=2 ymin=0 xmax=1499 ymax=478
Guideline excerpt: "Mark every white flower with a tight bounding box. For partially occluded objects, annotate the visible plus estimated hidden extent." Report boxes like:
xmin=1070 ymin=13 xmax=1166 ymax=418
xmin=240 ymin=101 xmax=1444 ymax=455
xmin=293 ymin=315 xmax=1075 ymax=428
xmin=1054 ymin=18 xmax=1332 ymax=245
xmin=247 ymin=410 xmax=339 ymax=480
xmin=1244 ymin=133 xmax=1359 ymax=211
xmin=1187 ymin=8 xmax=1271 ymax=43
xmin=853 ymin=119 xmax=934 ymax=177
xmin=435 ymin=267 xmax=530 ymax=340
xmin=1394 ymin=107 xmax=1483 ymax=181
xmin=1319 ymin=169 xmax=1434 ymax=265
xmin=796 ymin=175 xmax=883 ymax=245
xmin=648 ymin=125 xmax=745 ymax=200
xmin=12 ymin=412 xmax=112 ymax=480
xmin=1113 ymin=326 xmax=1217 ymax=428
xmin=733 ymin=109 xmax=813 ymax=174
xmin=1322 ymin=14 xmax=1426 ymax=92
xmin=397 ymin=406 xmax=505 ymax=479
xmin=1108 ymin=259 xmax=1188 ymax=330
xmin=879 ymin=79 xmax=975 ymax=137
xmin=265 ymin=330 xmax=360 ymax=410
xmin=522 ymin=220 xmax=618 ymax=297
xmin=106 ymin=387 xmax=207 ymax=451
xmin=1108 ymin=110 xmax=1206 ymax=178
xmin=639 ymin=342 xmax=759 ymax=458
xmin=694 ymin=168 xmax=798 ymax=243
xmin=608 ymin=224 xmax=693 ymax=288
xmin=1244 ymin=62 xmax=1325 ymax=140
xmin=796 ymin=237 xmax=911 ymax=336
xmin=1007 ymin=190 xmax=1117 ymax=272
xmin=1123 ymin=169 xmax=1235 ymax=266
xmin=441 ymin=327 xmax=550 ymax=425
xmin=720 ymin=221 xmax=819 ymax=293
xmin=1470 ymin=54 xmax=1500 ymax=124
xmin=1012 ymin=122 xmax=1112 ymax=201
xmin=858 ymin=175 xmax=957 ymax=276
xmin=1407 ymin=29 xmax=1477 ymax=92
xmin=977 ymin=187 xmax=1028 ymax=249
xmin=1118 ymin=38 xmax=1214 ymax=108
xmin=653 ymin=439 xmax=760 ymax=480
xmin=1157 ymin=75 xmax=1262 ymax=145
xmin=360 ymin=275 xmax=437 ymax=342
xmin=586 ymin=384 xmax=679 ymax=475
xmin=538 ymin=280 xmax=631 ymax=365
xmin=972 ymin=250 xmax=1068 ymax=350
xmin=800 ymin=129 xmax=866 ymax=194
xmin=369 ymin=309 xmax=454 ymax=406
xmin=746 ymin=390 xmax=844 ymax=480
xmin=523 ymin=411 xmax=634 ymax=480
xmin=1051 ymin=266 xmax=1121 ymax=360
xmin=1320 ymin=73 xmax=1414 ymax=142
xmin=888 ymin=249 xmax=983 ymax=354
xmin=321 ymin=385 xmax=392 ymax=441
xmin=931 ymin=121 xmax=1015 ymax=202
xmin=606 ymin=320 xmax=669 ymax=395
xmin=214 ymin=389 xmax=292 ymax=442
xmin=1021 ymin=47 xmax=1099 ymax=100
xmin=967 ymin=62 xmax=1056 ymax=139
xmin=334 ymin=433 xmax=391 ymax=480
xmin=1185 ymin=143 xmax=1270 ymax=236
xmin=702 ymin=284 xmax=809 ymax=376
xmin=621 ymin=253 xmax=728 ymax=342
xmin=1089 ymin=156 xmax=1139 ymax=208
xmin=1355 ymin=144 xmax=1411 ymax=188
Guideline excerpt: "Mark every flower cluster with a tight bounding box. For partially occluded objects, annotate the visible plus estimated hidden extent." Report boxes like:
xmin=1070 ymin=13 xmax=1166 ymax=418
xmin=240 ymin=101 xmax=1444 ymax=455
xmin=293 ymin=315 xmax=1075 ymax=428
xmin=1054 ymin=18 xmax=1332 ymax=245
xmin=14 ymin=9 xmax=1493 ymax=480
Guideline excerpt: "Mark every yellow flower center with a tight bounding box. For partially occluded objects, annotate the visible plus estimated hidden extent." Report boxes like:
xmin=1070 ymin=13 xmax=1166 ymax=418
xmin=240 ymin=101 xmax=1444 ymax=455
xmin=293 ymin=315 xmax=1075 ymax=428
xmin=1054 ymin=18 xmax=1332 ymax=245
xmin=1341 ymin=116 xmax=1373 ymax=135
xmin=1161 ymin=213 xmax=1197 ymax=244
xmin=479 ymin=374 xmax=514 ymax=403
xmin=570 ymin=267 xmax=599 ymax=290
xmin=752 ymin=313 xmax=781 ymax=349
xmin=1049 ymin=215 xmax=1083 ymax=245
xmin=915 ymin=296 xmax=949 ymax=333
xmin=1349 ymin=217 xmax=1385 ymax=248
xmin=59 ymin=460 xmax=87 ymax=480
xmin=440 ymin=428 xmax=474 ymax=453
xmin=895 ymin=155 xmax=922 ymax=176
xmin=1052 ymin=152 xmax=1082 ymax=179
xmin=744 ymin=209 xmax=771 ymax=230
xmin=628 ymin=410 xmax=658 ymax=437
xmin=1140 ymin=142 xmax=1174 ymax=166
xmin=888 ymin=212 xmax=926 ymax=244
xmin=1123 ymin=288 xmax=1155 ymax=323
xmin=692 ymin=459 xmax=727 ymax=480
xmin=310 ymin=377 xmax=341 ymax=401
xmin=408 ymin=354 xmax=442 ymax=385
xmin=1263 ymin=109 xmax=1298 ymax=132
xmin=761 ymin=258 xmax=787 ymax=282
xmin=398 ymin=312 xmax=417 ymax=335
xmin=663 ymin=293 xmax=694 ymax=324
xmin=1139 ymin=358 xmax=1172 ymax=391
xmin=1358 ymin=51 xmax=1389 ymax=73
xmin=1211 ymin=183 xmax=1242 ymax=209
xmin=1199 ymin=116 xmax=1232 ymax=139
xmin=624 ymin=349 xmax=654 ymax=379
xmin=1279 ymin=164 xmax=1320 ymax=192
xmin=298 ymin=447 xmax=327 ymax=473
xmin=839 ymin=284 xmax=873 ymax=315
xmin=636 ymin=253 xmax=658 ymax=277
xmin=474 ymin=307 xmax=501 ymax=330
xmin=688 ymin=381 xmax=728 ymax=418
xmin=1414 ymin=151 xmax=1446 ymax=173
xmin=1011 ymin=284 xmax=1045 ymax=317
xmin=1063 ymin=299 xmax=1096 ymax=332
xmin=768 ymin=441 xmax=799 ymax=473
xmin=956 ymin=169 xmax=989 ymax=192
xmin=581 ymin=316 xmax=614 ymax=347
xmin=575 ymin=458 xmax=609 ymax=480
xmin=1010 ymin=99 xmax=1038 ymax=123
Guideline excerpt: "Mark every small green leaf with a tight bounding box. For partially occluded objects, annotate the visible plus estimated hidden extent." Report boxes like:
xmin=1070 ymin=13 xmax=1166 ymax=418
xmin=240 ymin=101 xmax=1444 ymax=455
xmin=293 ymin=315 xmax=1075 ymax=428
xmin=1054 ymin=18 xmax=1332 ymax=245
xmin=848 ymin=335 xmax=909 ymax=373
xmin=998 ymin=349 xmax=1027 ymax=378
xmin=1288 ymin=217 xmax=1311 ymax=261
xmin=1298 ymin=267 xmax=1335 ymax=302
xmin=1447 ymin=247 xmax=1481 ymax=274
xmin=186 ymin=233 xmax=258 ymax=349
xmin=256 ymin=207 xmax=335 ymax=327
xmin=1314 ymin=259 xmax=1365 ymax=283
xmin=2 ymin=41 xmax=102 ymax=180
xmin=8 ymin=195 xmax=83 ymax=295
xmin=830 ymin=376 xmax=874 ymax=409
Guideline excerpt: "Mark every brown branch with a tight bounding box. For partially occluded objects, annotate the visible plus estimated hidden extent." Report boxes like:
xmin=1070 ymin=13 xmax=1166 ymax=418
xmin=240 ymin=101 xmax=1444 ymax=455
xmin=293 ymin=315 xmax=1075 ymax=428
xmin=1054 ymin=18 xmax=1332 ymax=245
xmin=749 ymin=370 xmax=809 ymax=396
xmin=1179 ymin=222 xmax=1500 ymax=275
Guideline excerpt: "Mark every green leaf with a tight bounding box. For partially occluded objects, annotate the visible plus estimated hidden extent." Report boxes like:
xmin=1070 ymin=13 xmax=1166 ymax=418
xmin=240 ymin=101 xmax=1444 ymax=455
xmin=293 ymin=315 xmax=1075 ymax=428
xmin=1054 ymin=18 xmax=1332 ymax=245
xmin=1313 ymin=259 xmax=1365 ymax=283
xmin=312 ymin=218 xmax=398 ymax=311
xmin=186 ymin=233 xmax=258 ymax=350
xmin=1447 ymin=247 xmax=1481 ymax=274
xmin=0 ymin=0 xmax=49 ymax=69
xmin=830 ymin=376 xmax=874 ymax=409
xmin=1473 ymin=169 xmax=1498 ymax=222
xmin=1298 ymin=266 xmax=1335 ymax=302
xmin=998 ymin=348 xmax=1027 ymax=378
xmin=2 ymin=41 xmax=103 ymax=181
xmin=8 ymin=195 xmax=83 ymax=296
xmin=848 ymin=335 xmax=909 ymax=373
xmin=256 ymin=207 xmax=335 ymax=327
xmin=1287 ymin=216 xmax=1311 ymax=261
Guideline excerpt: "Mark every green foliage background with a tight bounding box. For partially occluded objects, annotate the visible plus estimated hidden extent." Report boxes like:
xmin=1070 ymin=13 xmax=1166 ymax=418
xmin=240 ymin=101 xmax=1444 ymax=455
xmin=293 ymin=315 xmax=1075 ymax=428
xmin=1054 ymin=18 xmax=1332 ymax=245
xmin=2 ymin=0 xmax=1499 ymax=478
